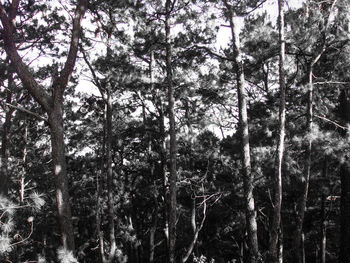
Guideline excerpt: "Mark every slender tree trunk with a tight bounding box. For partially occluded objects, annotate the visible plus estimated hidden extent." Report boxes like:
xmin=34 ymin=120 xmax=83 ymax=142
xmin=339 ymin=88 xmax=350 ymax=262
xmin=106 ymin=89 xmax=116 ymax=262
xmin=165 ymin=0 xmax=177 ymax=263
xmin=148 ymin=50 xmax=158 ymax=263
xmin=278 ymin=225 xmax=283 ymax=263
xmin=165 ymin=0 xmax=177 ymax=262
xmin=320 ymin=194 xmax=326 ymax=263
xmin=340 ymin=161 xmax=350 ymax=262
xmin=158 ymin=102 xmax=169 ymax=257
xmin=223 ymin=3 xmax=259 ymax=261
xmin=20 ymin=118 xmax=28 ymax=204
xmin=96 ymin=169 xmax=105 ymax=263
xmin=0 ymin=80 xmax=14 ymax=196
xmin=149 ymin=201 xmax=158 ymax=263
xmin=48 ymin=106 xmax=75 ymax=252
xmin=97 ymin=125 xmax=106 ymax=263
xmin=269 ymin=0 xmax=286 ymax=261
xmin=182 ymin=199 xmax=206 ymax=263
xmin=301 ymin=233 xmax=305 ymax=263
xmin=294 ymin=66 xmax=313 ymax=263
xmin=293 ymin=2 xmax=337 ymax=261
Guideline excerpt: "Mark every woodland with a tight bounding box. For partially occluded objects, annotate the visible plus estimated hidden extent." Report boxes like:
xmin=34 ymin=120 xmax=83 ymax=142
xmin=0 ymin=0 xmax=350 ymax=262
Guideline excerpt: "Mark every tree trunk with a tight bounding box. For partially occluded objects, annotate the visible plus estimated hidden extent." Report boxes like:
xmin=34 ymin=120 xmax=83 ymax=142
xmin=278 ymin=226 xmax=283 ymax=263
xmin=293 ymin=2 xmax=337 ymax=261
xmin=269 ymin=0 xmax=286 ymax=261
xmin=96 ymin=169 xmax=105 ymax=263
xmin=223 ymin=2 xmax=259 ymax=261
xmin=182 ymin=199 xmax=206 ymax=263
xmin=294 ymin=66 xmax=313 ymax=263
xmin=148 ymin=50 xmax=158 ymax=263
xmin=48 ymin=106 xmax=75 ymax=252
xmin=0 ymin=0 xmax=87 ymax=254
xmin=339 ymin=88 xmax=350 ymax=262
xmin=340 ymin=161 xmax=350 ymax=262
xmin=106 ymin=89 xmax=116 ymax=262
xmin=320 ymin=194 xmax=326 ymax=263
xmin=158 ymin=101 xmax=169 ymax=258
xmin=0 ymin=78 xmax=14 ymax=196
xmin=165 ymin=0 xmax=177 ymax=261
xmin=97 ymin=124 xmax=106 ymax=263
xmin=20 ymin=118 xmax=28 ymax=204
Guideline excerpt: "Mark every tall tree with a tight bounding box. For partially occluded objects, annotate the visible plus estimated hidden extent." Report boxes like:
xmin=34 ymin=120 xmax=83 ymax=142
xmin=268 ymin=0 xmax=286 ymax=261
xmin=222 ymin=1 xmax=260 ymax=262
xmin=0 ymin=0 xmax=88 ymax=254
xmin=165 ymin=0 xmax=177 ymax=262
xmin=293 ymin=1 xmax=338 ymax=261
xmin=81 ymin=46 xmax=117 ymax=262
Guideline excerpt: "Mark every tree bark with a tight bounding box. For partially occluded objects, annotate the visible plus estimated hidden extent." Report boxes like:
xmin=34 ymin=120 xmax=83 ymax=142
xmin=269 ymin=0 xmax=286 ymax=261
xmin=165 ymin=0 xmax=177 ymax=262
xmin=223 ymin=2 xmax=260 ymax=262
xmin=49 ymin=106 xmax=75 ymax=251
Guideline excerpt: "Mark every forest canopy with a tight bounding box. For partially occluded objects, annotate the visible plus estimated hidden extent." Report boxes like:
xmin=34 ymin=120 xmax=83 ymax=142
xmin=0 ymin=0 xmax=350 ymax=262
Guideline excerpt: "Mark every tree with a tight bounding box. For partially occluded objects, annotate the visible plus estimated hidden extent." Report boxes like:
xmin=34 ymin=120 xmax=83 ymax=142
xmin=292 ymin=1 xmax=338 ymax=261
xmin=165 ymin=0 xmax=177 ymax=262
xmin=268 ymin=0 xmax=286 ymax=261
xmin=222 ymin=1 xmax=260 ymax=261
xmin=0 ymin=0 xmax=88 ymax=254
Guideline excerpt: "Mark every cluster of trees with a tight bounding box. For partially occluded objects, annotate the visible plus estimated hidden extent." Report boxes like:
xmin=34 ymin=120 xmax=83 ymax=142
xmin=0 ymin=0 xmax=350 ymax=262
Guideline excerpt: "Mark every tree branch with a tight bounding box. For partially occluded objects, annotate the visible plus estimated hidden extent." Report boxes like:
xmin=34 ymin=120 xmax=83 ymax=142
xmin=314 ymin=114 xmax=348 ymax=130
xmin=80 ymin=45 xmax=107 ymax=102
xmin=192 ymin=45 xmax=234 ymax=61
xmin=1 ymin=101 xmax=48 ymax=123
xmin=314 ymin=81 xmax=349 ymax=85
xmin=55 ymin=0 xmax=88 ymax=100
xmin=0 ymin=1 xmax=52 ymax=112
xmin=181 ymin=198 xmax=207 ymax=263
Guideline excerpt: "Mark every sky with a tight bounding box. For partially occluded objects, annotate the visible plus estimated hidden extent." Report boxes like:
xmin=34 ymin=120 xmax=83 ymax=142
xmin=216 ymin=0 xmax=305 ymax=49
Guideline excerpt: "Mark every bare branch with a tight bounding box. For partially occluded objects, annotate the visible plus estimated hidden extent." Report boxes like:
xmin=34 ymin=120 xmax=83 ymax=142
xmin=80 ymin=45 xmax=107 ymax=102
xmin=314 ymin=114 xmax=348 ymax=130
xmin=10 ymin=221 xmax=33 ymax=247
xmin=314 ymin=81 xmax=349 ymax=85
xmin=181 ymin=198 xmax=207 ymax=263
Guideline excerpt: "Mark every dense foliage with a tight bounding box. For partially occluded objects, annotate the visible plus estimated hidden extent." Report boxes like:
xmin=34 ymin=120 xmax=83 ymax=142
xmin=1 ymin=0 xmax=350 ymax=262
